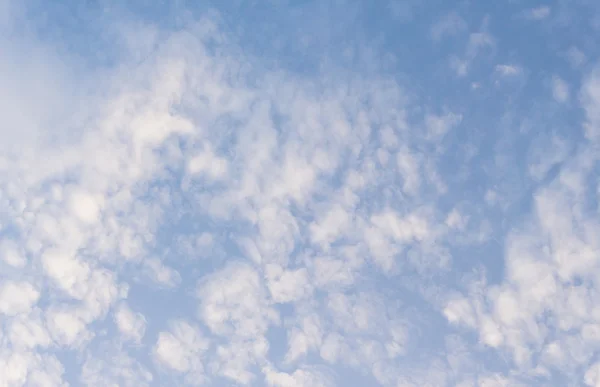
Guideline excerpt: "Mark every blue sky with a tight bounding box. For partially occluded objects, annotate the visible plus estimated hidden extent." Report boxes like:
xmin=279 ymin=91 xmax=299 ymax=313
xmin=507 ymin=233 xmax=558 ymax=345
xmin=1 ymin=0 xmax=600 ymax=386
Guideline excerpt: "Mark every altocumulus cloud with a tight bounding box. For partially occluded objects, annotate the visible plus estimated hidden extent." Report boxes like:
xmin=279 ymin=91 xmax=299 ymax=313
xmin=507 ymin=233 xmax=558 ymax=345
xmin=2 ymin=0 xmax=600 ymax=386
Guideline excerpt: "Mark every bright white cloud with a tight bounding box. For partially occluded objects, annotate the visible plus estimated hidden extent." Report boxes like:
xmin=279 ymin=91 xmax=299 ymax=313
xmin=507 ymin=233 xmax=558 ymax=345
xmin=46 ymin=308 xmax=91 ymax=347
xmin=153 ymin=320 xmax=209 ymax=382
xmin=0 ymin=281 xmax=39 ymax=316
xmin=68 ymin=189 xmax=102 ymax=225
xmin=8 ymin=313 xmax=52 ymax=349
xmin=197 ymin=262 xmax=279 ymax=338
xmin=114 ymin=303 xmax=146 ymax=343
xmin=263 ymin=365 xmax=334 ymax=387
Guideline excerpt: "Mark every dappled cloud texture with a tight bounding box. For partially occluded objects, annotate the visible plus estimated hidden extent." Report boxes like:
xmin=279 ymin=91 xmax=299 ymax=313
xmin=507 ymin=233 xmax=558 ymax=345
xmin=2 ymin=0 xmax=600 ymax=386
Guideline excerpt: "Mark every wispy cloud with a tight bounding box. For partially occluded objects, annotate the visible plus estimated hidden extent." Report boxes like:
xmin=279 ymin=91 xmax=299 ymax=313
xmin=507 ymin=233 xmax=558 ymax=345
xmin=431 ymin=12 xmax=467 ymax=42
xmin=525 ymin=6 xmax=551 ymax=20
xmin=450 ymin=18 xmax=495 ymax=77
xmin=495 ymin=64 xmax=522 ymax=76
xmin=551 ymin=75 xmax=570 ymax=103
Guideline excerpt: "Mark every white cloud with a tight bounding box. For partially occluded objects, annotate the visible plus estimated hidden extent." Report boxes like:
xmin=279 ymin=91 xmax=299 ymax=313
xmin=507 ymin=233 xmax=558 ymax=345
xmin=443 ymin=88 xmax=600 ymax=381
xmin=68 ymin=189 xmax=103 ymax=225
xmin=155 ymin=332 xmax=193 ymax=372
xmin=265 ymin=264 xmax=311 ymax=303
xmin=41 ymin=249 xmax=91 ymax=297
xmin=388 ymin=0 xmax=421 ymax=23
xmin=263 ymin=365 xmax=334 ymax=387
xmin=312 ymin=255 xmax=356 ymax=290
xmin=0 ymin=281 xmax=39 ymax=316
xmin=449 ymin=22 xmax=495 ymax=77
xmin=425 ymin=112 xmax=462 ymax=140
xmin=451 ymin=57 xmax=470 ymax=77
xmin=525 ymin=6 xmax=551 ymax=20
xmin=319 ymin=332 xmax=346 ymax=364
xmin=46 ymin=308 xmax=91 ymax=347
xmin=285 ymin=314 xmax=324 ymax=364
xmin=566 ymin=46 xmax=586 ymax=68
xmin=552 ymin=76 xmax=570 ymax=103
xmin=0 ymin=239 xmax=26 ymax=267
xmin=142 ymin=258 xmax=182 ymax=288
xmin=197 ymin=262 xmax=279 ymax=383
xmin=8 ymin=313 xmax=52 ymax=349
xmin=431 ymin=12 xmax=467 ymax=41
xmin=0 ymin=350 xmax=67 ymax=387
xmin=581 ymin=66 xmax=600 ymax=141
xmin=445 ymin=208 xmax=467 ymax=230
xmin=396 ymin=146 xmax=422 ymax=195
xmin=478 ymin=374 xmax=514 ymax=387
xmin=444 ymin=296 xmax=477 ymax=328
xmin=0 ymin=351 xmax=29 ymax=386
xmin=81 ymin=346 xmax=153 ymax=387
xmin=309 ymin=204 xmax=351 ymax=249
xmin=495 ymin=64 xmax=522 ymax=76
xmin=114 ymin=303 xmax=146 ymax=343
xmin=527 ymin=134 xmax=569 ymax=181
xmin=197 ymin=262 xmax=279 ymax=337
xmin=186 ymin=146 xmax=229 ymax=181
xmin=153 ymin=319 xmax=209 ymax=381
xmin=213 ymin=337 xmax=270 ymax=384
xmin=196 ymin=232 xmax=213 ymax=249
xmin=585 ymin=362 xmax=600 ymax=387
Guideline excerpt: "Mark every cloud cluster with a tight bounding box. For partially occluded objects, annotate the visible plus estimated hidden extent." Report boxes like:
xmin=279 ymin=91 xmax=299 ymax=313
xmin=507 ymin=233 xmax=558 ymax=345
xmin=2 ymin=0 xmax=600 ymax=386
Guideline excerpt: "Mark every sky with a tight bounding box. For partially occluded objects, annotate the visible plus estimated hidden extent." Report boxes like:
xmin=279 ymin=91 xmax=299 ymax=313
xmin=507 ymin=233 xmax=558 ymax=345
xmin=1 ymin=0 xmax=600 ymax=386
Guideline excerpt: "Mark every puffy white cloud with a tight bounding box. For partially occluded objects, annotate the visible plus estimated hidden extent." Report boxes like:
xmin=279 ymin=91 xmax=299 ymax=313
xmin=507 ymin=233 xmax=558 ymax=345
xmin=265 ymin=264 xmax=311 ymax=304
xmin=46 ymin=308 xmax=91 ymax=348
xmin=0 ymin=239 xmax=26 ymax=267
xmin=0 ymin=350 xmax=67 ymax=387
xmin=197 ymin=262 xmax=279 ymax=338
xmin=285 ymin=314 xmax=324 ymax=364
xmin=263 ymin=365 xmax=334 ymax=387
xmin=114 ymin=303 xmax=146 ymax=343
xmin=153 ymin=320 xmax=209 ymax=382
xmin=186 ymin=146 xmax=229 ymax=181
xmin=68 ymin=189 xmax=103 ymax=225
xmin=82 ymin=344 xmax=153 ymax=387
xmin=7 ymin=313 xmax=51 ymax=349
xmin=212 ymin=337 xmax=270 ymax=385
xmin=41 ymin=249 xmax=91 ymax=297
xmin=196 ymin=262 xmax=280 ymax=383
xmin=0 ymin=281 xmax=39 ymax=316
